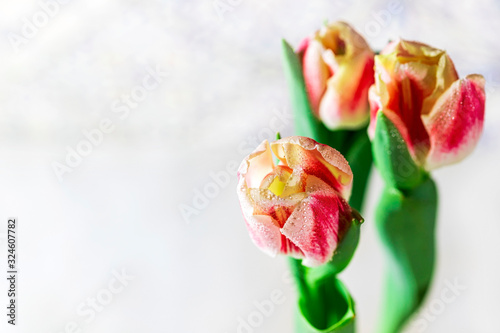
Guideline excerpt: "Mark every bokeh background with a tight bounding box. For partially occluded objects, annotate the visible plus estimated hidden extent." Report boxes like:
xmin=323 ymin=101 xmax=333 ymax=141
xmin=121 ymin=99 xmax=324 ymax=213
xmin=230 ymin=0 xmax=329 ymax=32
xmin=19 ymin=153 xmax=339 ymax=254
xmin=0 ymin=0 xmax=499 ymax=332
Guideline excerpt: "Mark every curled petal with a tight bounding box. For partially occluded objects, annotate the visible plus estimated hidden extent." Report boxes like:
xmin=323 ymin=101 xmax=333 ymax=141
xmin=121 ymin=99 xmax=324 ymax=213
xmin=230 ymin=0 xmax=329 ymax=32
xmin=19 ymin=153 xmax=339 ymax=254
xmin=238 ymin=140 xmax=274 ymax=188
xmin=237 ymin=171 xmax=281 ymax=256
xmin=271 ymin=136 xmax=353 ymax=199
xmin=238 ymin=174 xmax=304 ymax=257
xmin=423 ymin=74 xmax=486 ymax=170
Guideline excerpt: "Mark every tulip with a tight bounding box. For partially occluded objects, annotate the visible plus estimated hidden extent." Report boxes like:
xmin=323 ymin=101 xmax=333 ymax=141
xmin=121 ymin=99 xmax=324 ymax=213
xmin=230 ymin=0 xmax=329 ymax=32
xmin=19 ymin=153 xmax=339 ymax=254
xmin=368 ymin=39 xmax=486 ymax=170
xmin=236 ymin=136 xmax=356 ymax=267
xmin=299 ymin=21 xmax=375 ymax=130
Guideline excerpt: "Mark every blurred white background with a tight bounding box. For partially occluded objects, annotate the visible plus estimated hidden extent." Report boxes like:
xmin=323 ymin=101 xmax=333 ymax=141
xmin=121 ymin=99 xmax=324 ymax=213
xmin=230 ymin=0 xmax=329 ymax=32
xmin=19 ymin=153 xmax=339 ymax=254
xmin=0 ymin=0 xmax=499 ymax=332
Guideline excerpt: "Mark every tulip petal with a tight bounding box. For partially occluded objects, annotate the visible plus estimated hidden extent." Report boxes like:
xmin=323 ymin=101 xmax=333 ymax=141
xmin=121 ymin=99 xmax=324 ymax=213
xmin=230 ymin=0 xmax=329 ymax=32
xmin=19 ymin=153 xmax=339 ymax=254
xmin=271 ymin=136 xmax=353 ymax=199
xmin=281 ymin=176 xmax=348 ymax=267
xmin=244 ymin=214 xmax=283 ymax=257
xmin=302 ymin=39 xmax=329 ymax=115
xmin=319 ymin=54 xmax=373 ymax=129
xmin=423 ymin=74 xmax=486 ymax=170
xmin=373 ymin=54 xmax=431 ymax=163
xmin=238 ymin=171 xmax=304 ymax=257
xmin=368 ymin=85 xmax=381 ymax=138
xmin=380 ymin=39 xmax=400 ymax=55
xmin=238 ymin=140 xmax=274 ymax=188
xmin=247 ymin=187 xmax=306 ymax=227
xmin=237 ymin=171 xmax=281 ymax=256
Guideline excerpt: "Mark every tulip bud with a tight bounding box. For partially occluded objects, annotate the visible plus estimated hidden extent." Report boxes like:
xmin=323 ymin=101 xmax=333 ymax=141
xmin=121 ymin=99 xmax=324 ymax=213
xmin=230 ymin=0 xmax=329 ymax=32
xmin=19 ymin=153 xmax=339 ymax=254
xmin=299 ymin=21 xmax=375 ymax=130
xmin=369 ymin=39 xmax=486 ymax=171
xmin=236 ymin=136 xmax=361 ymax=267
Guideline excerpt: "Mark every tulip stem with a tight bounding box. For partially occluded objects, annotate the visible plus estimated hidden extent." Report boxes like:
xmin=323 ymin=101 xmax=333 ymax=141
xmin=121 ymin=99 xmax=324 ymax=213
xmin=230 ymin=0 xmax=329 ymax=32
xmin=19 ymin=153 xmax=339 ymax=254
xmin=375 ymin=178 xmax=438 ymax=333
xmin=343 ymin=128 xmax=372 ymax=212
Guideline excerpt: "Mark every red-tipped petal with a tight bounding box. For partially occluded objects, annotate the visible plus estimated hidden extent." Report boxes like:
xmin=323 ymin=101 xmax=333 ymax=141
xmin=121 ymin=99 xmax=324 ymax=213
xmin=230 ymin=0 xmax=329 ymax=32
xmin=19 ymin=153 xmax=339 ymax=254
xmin=302 ymin=40 xmax=330 ymax=115
xmin=424 ymin=74 xmax=485 ymax=170
xmin=281 ymin=176 xmax=342 ymax=267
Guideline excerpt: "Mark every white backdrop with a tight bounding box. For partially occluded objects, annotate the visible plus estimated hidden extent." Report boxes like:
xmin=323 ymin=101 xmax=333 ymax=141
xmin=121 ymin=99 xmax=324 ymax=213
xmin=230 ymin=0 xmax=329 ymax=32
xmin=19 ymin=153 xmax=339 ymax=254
xmin=0 ymin=1 xmax=499 ymax=332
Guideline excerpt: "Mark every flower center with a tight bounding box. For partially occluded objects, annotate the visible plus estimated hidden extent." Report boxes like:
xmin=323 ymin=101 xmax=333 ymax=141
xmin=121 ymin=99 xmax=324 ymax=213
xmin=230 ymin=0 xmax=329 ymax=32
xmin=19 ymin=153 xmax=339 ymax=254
xmin=260 ymin=165 xmax=306 ymax=197
xmin=268 ymin=176 xmax=287 ymax=196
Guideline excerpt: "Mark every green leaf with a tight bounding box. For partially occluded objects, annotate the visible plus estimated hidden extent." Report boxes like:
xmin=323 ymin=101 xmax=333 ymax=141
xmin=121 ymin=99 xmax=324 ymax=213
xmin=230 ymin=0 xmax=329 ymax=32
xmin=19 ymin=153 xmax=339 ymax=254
xmin=281 ymin=39 xmax=317 ymax=139
xmin=372 ymin=112 xmax=425 ymax=190
xmin=375 ymin=177 xmax=438 ymax=333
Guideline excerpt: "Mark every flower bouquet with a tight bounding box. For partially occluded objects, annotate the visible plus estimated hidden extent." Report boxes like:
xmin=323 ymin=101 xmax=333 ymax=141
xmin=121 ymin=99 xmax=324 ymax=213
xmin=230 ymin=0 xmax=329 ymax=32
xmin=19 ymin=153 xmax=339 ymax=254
xmin=236 ymin=21 xmax=485 ymax=333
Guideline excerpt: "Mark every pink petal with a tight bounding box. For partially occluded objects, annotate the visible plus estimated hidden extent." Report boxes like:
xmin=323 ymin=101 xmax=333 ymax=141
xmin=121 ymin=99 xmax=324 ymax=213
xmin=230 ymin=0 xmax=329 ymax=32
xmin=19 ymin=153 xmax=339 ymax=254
xmin=302 ymin=40 xmax=330 ymax=115
xmin=281 ymin=177 xmax=345 ymax=267
xmin=368 ymin=85 xmax=380 ymax=138
xmin=376 ymin=57 xmax=431 ymax=163
xmin=349 ymin=55 xmax=375 ymax=112
xmin=423 ymin=74 xmax=485 ymax=170
xmin=296 ymin=36 xmax=310 ymax=55
xmin=244 ymin=214 xmax=283 ymax=257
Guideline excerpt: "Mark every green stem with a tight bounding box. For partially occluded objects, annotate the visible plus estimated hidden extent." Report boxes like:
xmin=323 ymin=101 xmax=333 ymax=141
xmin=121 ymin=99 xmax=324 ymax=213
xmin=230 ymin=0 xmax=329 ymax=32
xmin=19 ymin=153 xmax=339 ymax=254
xmin=375 ymin=177 xmax=438 ymax=333
xmin=344 ymin=129 xmax=372 ymax=212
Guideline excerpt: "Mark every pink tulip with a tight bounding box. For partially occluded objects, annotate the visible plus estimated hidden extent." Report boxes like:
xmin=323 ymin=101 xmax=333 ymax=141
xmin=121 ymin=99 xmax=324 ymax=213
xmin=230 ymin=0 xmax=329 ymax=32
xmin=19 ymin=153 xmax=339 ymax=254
xmin=368 ymin=39 xmax=486 ymax=170
xmin=237 ymin=136 xmax=355 ymax=267
xmin=299 ymin=21 xmax=375 ymax=130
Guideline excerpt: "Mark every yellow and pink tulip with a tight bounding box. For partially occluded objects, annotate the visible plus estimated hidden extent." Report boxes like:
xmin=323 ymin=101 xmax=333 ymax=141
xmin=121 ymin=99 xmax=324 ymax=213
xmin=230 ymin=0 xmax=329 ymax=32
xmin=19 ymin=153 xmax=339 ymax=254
xmin=299 ymin=21 xmax=375 ymax=130
xmin=368 ymin=39 xmax=486 ymax=170
xmin=236 ymin=136 xmax=355 ymax=267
